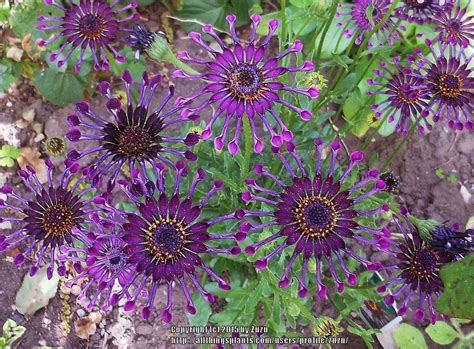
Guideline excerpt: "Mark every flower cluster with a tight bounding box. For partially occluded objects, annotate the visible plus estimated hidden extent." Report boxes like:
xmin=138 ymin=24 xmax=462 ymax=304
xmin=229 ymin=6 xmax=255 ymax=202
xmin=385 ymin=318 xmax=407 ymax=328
xmin=38 ymin=0 xmax=139 ymax=72
xmin=241 ymin=139 xmax=389 ymax=297
xmin=173 ymin=14 xmax=319 ymax=154
xmin=66 ymin=70 xmax=199 ymax=192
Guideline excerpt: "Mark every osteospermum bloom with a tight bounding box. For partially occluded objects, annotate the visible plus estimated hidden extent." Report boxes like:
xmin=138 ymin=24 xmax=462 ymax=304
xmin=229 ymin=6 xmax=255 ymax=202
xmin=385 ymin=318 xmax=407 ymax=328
xmin=430 ymin=225 xmax=473 ymax=261
xmin=377 ymin=209 xmax=451 ymax=324
xmin=108 ymin=162 xmax=241 ymax=322
xmin=37 ymin=0 xmax=139 ymax=72
xmin=241 ymin=140 xmax=389 ymax=298
xmin=430 ymin=0 xmax=474 ymax=48
xmin=368 ymin=56 xmax=434 ymax=135
xmin=0 ymin=160 xmax=101 ymax=279
xmin=173 ymin=14 xmax=318 ymax=154
xmin=412 ymin=41 xmax=474 ymax=130
xmin=395 ymin=0 xmax=448 ymax=24
xmin=66 ymin=70 xmax=199 ymax=192
xmin=336 ymin=0 xmax=404 ymax=48
xmin=63 ymin=231 xmax=134 ymax=311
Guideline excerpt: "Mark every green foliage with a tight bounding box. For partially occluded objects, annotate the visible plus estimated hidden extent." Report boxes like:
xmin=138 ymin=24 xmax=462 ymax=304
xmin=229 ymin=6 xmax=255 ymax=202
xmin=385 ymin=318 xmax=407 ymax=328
xmin=436 ymin=254 xmax=474 ymax=319
xmin=0 ymin=320 xmax=26 ymax=349
xmin=0 ymin=145 xmax=21 ymax=168
xmin=394 ymin=324 xmax=428 ymax=349
xmin=0 ymin=59 xmax=21 ymax=92
xmin=426 ymin=322 xmax=459 ymax=345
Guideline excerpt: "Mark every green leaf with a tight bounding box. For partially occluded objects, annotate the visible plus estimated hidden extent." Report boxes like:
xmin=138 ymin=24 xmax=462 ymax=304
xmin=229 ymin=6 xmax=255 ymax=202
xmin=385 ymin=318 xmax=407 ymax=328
xmin=230 ymin=0 xmax=260 ymax=26
xmin=342 ymin=89 xmax=372 ymax=138
xmin=186 ymin=292 xmax=212 ymax=326
xmin=436 ymin=254 xmax=474 ymax=319
xmin=0 ymin=145 xmax=21 ymax=168
xmin=15 ymin=265 xmax=59 ymax=315
xmin=34 ymin=68 xmax=87 ymax=106
xmin=177 ymin=0 xmax=232 ymax=32
xmin=244 ymin=279 xmax=265 ymax=313
xmin=0 ymin=59 xmax=21 ymax=92
xmin=394 ymin=324 xmax=428 ymax=349
xmin=137 ymin=0 xmax=156 ymax=6
xmin=2 ymin=320 xmax=25 ymax=346
xmin=289 ymin=0 xmax=313 ymax=7
xmin=425 ymin=322 xmax=459 ymax=345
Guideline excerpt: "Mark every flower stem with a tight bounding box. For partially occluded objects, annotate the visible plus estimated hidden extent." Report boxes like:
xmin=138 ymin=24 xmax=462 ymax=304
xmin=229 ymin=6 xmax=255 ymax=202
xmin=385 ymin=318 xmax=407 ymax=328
xmin=381 ymin=122 xmax=416 ymax=172
xmin=315 ymin=0 xmax=338 ymax=68
xmin=242 ymin=114 xmax=252 ymax=183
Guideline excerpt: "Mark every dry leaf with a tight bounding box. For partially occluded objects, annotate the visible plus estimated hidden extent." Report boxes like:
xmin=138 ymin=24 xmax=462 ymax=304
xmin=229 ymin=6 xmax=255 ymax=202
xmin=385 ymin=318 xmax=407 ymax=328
xmin=17 ymin=147 xmax=47 ymax=184
xmin=74 ymin=316 xmax=97 ymax=339
xmin=6 ymin=46 xmax=23 ymax=62
xmin=21 ymin=34 xmax=32 ymax=54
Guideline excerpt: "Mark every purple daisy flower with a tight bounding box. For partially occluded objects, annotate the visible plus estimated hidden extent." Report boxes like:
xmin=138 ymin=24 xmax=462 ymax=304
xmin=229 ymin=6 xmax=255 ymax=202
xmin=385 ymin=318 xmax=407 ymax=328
xmin=37 ymin=0 xmax=139 ymax=72
xmin=412 ymin=42 xmax=474 ymax=130
xmin=0 ymin=159 xmax=103 ymax=279
xmin=172 ymin=14 xmax=318 ymax=154
xmin=377 ymin=208 xmax=451 ymax=324
xmin=66 ymin=70 xmax=200 ymax=193
xmin=430 ymin=225 xmax=473 ymax=261
xmin=430 ymin=0 xmax=474 ymax=48
xmin=63 ymin=232 xmax=135 ymax=311
xmin=336 ymin=0 xmax=405 ymax=48
xmin=395 ymin=0 xmax=449 ymax=24
xmin=107 ymin=162 xmax=241 ymax=322
xmin=367 ymin=56 xmax=434 ymax=135
xmin=240 ymin=139 xmax=389 ymax=298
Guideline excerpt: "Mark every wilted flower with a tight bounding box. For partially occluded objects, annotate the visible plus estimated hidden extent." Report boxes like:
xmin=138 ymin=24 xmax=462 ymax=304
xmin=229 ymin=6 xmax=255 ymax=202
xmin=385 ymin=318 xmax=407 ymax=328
xmin=43 ymin=136 xmax=67 ymax=157
xmin=430 ymin=225 xmax=473 ymax=261
xmin=241 ymin=139 xmax=389 ymax=298
xmin=0 ymin=160 xmax=101 ymax=279
xmin=380 ymin=171 xmax=400 ymax=194
xmin=412 ymin=41 xmax=474 ymax=131
xmin=66 ymin=70 xmax=199 ymax=192
xmin=367 ymin=56 xmax=434 ymax=135
xmin=395 ymin=0 xmax=448 ymax=24
xmin=108 ymin=162 xmax=241 ymax=322
xmin=37 ymin=0 xmax=139 ymax=72
xmin=312 ymin=316 xmax=342 ymax=338
xmin=377 ymin=208 xmax=450 ymax=324
xmin=336 ymin=0 xmax=404 ymax=48
xmin=173 ymin=14 xmax=318 ymax=154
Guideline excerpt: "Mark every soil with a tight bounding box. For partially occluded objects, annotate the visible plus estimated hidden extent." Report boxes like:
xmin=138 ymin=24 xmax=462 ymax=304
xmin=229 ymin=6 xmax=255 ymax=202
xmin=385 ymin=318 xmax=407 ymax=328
xmin=0 ymin=3 xmax=472 ymax=349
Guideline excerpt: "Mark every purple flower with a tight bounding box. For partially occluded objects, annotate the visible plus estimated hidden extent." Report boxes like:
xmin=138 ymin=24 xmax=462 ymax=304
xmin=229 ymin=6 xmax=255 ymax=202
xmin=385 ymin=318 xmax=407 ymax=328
xmin=66 ymin=70 xmax=199 ymax=192
xmin=395 ymin=0 xmax=449 ymax=24
xmin=377 ymin=208 xmax=451 ymax=324
xmin=173 ymin=14 xmax=318 ymax=154
xmin=430 ymin=225 xmax=473 ymax=261
xmin=241 ymin=140 xmax=389 ymax=298
xmin=108 ymin=162 xmax=241 ymax=322
xmin=430 ymin=0 xmax=474 ymax=48
xmin=412 ymin=42 xmax=474 ymax=130
xmin=63 ymin=232 xmax=135 ymax=311
xmin=367 ymin=56 xmax=434 ymax=135
xmin=0 ymin=160 xmax=101 ymax=279
xmin=37 ymin=0 xmax=139 ymax=72
xmin=336 ymin=0 xmax=404 ymax=48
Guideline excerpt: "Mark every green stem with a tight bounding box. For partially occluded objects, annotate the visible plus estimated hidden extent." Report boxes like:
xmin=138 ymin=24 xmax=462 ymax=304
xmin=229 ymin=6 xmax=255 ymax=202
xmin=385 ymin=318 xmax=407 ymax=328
xmin=360 ymin=109 xmax=392 ymax=150
xmin=242 ymin=114 xmax=252 ymax=184
xmin=280 ymin=0 xmax=287 ymax=51
xmin=315 ymin=0 xmax=338 ymax=68
xmin=165 ymin=52 xmax=199 ymax=75
xmin=381 ymin=123 xmax=416 ymax=171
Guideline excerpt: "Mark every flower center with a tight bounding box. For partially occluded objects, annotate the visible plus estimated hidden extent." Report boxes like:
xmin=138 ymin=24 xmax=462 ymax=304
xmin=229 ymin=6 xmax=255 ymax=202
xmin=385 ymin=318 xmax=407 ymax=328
xmin=409 ymin=248 xmax=438 ymax=279
xmin=42 ymin=204 xmax=74 ymax=237
xmin=397 ymin=83 xmax=420 ymax=104
xmin=380 ymin=172 xmax=399 ymax=193
xmin=145 ymin=219 xmax=186 ymax=262
xmin=404 ymin=0 xmax=432 ymax=8
xmin=438 ymin=73 xmax=462 ymax=98
xmin=228 ymin=64 xmax=264 ymax=101
xmin=118 ymin=125 xmax=153 ymax=157
xmin=104 ymin=249 xmax=127 ymax=271
xmin=448 ymin=19 xmax=462 ymax=32
xmin=78 ymin=13 xmax=106 ymax=40
xmin=294 ymin=196 xmax=338 ymax=237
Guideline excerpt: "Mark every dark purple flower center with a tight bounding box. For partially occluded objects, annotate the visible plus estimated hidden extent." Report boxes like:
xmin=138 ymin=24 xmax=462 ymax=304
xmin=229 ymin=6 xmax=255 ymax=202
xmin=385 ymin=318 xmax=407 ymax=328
xmin=294 ymin=196 xmax=337 ymax=237
xmin=118 ymin=125 xmax=153 ymax=157
xmin=42 ymin=203 xmax=74 ymax=237
xmin=447 ymin=19 xmax=462 ymax=32
xmin=228 ymin=64 xmax=264 ymax=101
xmin=404 ymin=0 xmax=432 ymax=8
xmin=397 ymin=83 xmax=421 ymax=104
xmin=145 ymin=219 xmax=186 ymax=262
xmin=104 ymin=248 xmax=127 ymax=271
xmin=438 ymin=73 xmax=462 ymax=98
xmin=409 ymin=248 xmax=438 ymax=279
xmin=78 ymin=13 xmax=106 ymax=40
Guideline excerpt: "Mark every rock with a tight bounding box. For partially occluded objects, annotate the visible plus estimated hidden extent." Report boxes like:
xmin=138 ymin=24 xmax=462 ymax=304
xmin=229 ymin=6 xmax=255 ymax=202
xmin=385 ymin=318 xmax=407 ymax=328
xmin=77 ymin=308 xmax=86 ymax=317
xmin=136 ymin=324 xmax=154 ymax=335
xmin=71 ymin=285 xmax=81 ymax=296
xmin=22 ymin=109 xmax=35 ymax=122
xmin=32 ymin=122 xmax=44 ymax=134
xmin=6 ymin=46 xmax=23 ymax=62
xmin=34 ymin=133 xmax=45 ymax=143
xmin=458 ymin=136 xmax=474 ymax=155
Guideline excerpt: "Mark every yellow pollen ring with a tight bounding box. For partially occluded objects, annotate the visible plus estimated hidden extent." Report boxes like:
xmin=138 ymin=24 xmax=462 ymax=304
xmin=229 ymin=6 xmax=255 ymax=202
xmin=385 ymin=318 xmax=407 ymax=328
xmin=293 ymin=195 xmax=338 ymax=238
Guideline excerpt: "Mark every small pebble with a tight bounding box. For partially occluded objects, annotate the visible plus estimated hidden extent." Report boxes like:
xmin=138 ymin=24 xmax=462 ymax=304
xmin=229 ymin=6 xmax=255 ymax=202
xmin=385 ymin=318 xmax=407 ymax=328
xmin=71 ymin=285 xmax=81 ymax=296
xmin=77 ymin=308 xmax=86 ymax=317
